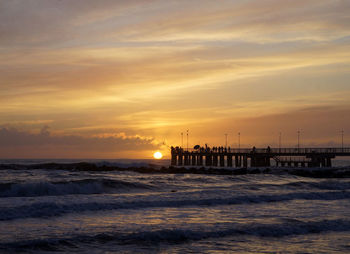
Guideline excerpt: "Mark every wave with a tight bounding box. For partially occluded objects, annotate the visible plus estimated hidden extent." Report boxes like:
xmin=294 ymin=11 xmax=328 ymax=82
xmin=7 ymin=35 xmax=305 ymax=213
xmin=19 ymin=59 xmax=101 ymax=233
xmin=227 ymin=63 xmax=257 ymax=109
xmin=0 ymin=179 xmax=153 ymax=197
xmin=283 ymin=180 xmax=350 ymax=190
xmin=1 ymin=219 xmax=349 ymax=251
xmin=1 ymin=177 xmax=347 ymax=199
xmin=1 ymin=190 xmax=349 ymax=221
xmin=244 ymin=180 xmax=350 ymax=191
xmin=0 ymin=160 xmax=167 ymax=170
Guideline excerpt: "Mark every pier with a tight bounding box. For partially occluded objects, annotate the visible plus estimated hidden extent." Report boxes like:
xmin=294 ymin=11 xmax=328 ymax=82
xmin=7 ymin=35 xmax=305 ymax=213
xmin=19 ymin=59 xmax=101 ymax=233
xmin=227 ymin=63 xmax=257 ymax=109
xmin=171 ymin=146 xmax=350 ymax=168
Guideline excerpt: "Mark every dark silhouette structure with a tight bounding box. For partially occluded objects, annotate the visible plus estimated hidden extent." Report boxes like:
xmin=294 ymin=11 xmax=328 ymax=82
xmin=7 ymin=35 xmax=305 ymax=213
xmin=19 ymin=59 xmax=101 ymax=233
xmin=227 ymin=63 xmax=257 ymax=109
xmin=171 ymin=146 xmax=350 ymax=168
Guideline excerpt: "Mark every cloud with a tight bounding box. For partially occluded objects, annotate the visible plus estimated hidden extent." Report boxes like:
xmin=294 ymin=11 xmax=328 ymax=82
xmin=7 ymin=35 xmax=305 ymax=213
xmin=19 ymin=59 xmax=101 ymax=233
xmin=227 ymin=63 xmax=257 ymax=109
xmin=112 ymin=0 xmax=350 ymax=43
xmin=0 ymin=126 xmax=159 ymax=158
xmin=0 ymin=0 xmax=155 ymax=46
xmin=1 ymin=0 xmax=349 ymax=47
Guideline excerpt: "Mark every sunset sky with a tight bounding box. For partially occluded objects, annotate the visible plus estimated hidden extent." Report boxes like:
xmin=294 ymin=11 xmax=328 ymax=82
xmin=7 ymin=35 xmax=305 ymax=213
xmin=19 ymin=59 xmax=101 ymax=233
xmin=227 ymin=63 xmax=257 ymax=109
xmin=1 ymin=0 xmax=350 ymax=158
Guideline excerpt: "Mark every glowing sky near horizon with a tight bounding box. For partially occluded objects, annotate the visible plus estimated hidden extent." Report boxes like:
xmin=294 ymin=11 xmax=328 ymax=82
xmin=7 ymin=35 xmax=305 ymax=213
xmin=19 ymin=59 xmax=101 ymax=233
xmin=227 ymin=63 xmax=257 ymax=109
xmin=0 ymin=0 xmax=350 ymax=158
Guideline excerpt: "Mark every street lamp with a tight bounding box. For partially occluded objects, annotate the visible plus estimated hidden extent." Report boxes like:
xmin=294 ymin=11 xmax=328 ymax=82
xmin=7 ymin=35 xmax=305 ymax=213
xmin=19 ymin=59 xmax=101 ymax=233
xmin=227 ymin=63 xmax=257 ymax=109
xmin=238 ymin=132 xmax=241 ymax=150
xmin=186 ymin=129 xmax=189 ymax=151
xmin=181 ymin=132 xmax=183 ymax=148
xmin=279 ymin=132 xmax=282 ymax=151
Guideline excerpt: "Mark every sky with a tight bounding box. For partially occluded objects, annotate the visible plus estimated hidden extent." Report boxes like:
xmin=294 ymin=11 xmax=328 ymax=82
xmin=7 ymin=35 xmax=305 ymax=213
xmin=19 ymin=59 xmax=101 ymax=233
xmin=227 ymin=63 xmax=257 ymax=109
xmin=0 ymin=0 xmax=350 ymax=159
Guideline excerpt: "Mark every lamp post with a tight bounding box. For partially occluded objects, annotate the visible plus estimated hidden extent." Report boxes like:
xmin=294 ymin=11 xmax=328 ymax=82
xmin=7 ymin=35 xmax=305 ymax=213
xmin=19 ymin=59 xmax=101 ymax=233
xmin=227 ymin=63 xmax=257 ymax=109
xmin=297 ymin=130 xmax=301 ymax=150
xmin=238 ymin=132 xmax=241 ymax=150
xmin=186 ymin=129 xmax=189 ymax=151
xmin=225 ymin=134 xmax=228 ymax=148
xmin=181 ymin=132 xmax=183 ymax=148
xmin=279 ymin=132 xmax=282 ymax=152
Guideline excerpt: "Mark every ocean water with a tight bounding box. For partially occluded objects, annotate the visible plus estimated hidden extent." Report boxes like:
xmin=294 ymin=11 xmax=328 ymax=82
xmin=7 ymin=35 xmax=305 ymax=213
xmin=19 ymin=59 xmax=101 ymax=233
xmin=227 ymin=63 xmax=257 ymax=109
xmin=0 ymin=159 xmax=350 ymax=253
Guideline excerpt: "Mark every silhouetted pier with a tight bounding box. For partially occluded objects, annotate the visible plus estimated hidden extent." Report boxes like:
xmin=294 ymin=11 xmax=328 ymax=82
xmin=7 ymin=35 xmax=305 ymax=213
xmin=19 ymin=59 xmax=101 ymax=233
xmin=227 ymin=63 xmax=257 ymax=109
xmin=171 ymin=146 xmax=350 ymax=168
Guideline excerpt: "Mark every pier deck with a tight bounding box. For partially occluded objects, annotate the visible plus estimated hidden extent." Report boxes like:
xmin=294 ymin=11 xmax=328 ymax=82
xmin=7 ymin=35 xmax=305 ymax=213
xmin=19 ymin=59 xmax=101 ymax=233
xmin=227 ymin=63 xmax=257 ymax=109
xmin=171 ymin=147 xmax=350 ymax=168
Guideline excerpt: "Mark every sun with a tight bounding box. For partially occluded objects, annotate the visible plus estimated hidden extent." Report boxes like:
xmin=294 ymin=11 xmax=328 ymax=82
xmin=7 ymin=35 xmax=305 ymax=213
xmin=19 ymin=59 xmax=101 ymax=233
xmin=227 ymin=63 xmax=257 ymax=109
xmin=153 ymin=151 xmax=163 ymax=159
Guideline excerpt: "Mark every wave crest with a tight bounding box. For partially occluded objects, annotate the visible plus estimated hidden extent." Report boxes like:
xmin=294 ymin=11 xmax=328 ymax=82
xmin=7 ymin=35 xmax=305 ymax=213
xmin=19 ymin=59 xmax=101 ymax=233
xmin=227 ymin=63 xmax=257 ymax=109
xmin=1 ymin=219 xmax=349 ymax=251
xmin=0 ymin=179 xmax=153 ymax=197
xmin=1 ymin=190 xmax=349 ymax=221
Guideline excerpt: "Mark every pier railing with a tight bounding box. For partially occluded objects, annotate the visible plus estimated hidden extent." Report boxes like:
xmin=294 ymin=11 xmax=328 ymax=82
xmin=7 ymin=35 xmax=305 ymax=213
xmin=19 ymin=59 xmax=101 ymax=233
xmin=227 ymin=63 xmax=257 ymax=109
xmin=173 ymin=147 xmax=350 ymax=155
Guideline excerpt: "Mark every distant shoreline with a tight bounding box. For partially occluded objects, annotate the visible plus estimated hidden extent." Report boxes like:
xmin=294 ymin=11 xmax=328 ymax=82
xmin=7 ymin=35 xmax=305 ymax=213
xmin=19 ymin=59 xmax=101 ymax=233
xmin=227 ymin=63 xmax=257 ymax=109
xmin=1 ymin=162 xmax=350 ymax=178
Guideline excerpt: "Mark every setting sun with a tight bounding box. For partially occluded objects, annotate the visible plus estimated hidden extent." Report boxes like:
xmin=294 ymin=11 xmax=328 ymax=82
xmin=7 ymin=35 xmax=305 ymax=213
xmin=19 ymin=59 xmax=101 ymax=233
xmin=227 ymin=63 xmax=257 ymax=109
xmin=153 ymin=151 xmax=163 ymax=159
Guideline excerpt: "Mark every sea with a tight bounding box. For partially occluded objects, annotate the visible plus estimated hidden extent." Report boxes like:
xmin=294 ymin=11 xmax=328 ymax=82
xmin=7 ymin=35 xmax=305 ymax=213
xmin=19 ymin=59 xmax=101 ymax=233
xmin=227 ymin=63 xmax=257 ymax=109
xmin=0 ymin=158 xmax=350 ymax=253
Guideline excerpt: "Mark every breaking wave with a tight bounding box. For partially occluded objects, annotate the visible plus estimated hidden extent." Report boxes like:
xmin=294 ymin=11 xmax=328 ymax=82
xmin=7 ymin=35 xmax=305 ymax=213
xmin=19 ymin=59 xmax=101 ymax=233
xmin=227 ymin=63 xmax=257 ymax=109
xmin=1 ymin=190 xmax=349 ymax=221
xmin=0 ymin=179 xmax=153 ymax=197
xmin=1 ymin=219 xmax=349 ymax=251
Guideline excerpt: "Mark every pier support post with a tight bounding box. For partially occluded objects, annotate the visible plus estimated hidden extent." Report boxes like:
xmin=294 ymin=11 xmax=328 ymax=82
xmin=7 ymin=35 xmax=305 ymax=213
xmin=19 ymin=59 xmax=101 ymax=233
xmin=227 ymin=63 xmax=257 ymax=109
xmin=178 ymin=155 xmax=183 ymax=166
xmin=220 ymin=155 xmax=225 ymax=167
xmin=236 ymin=156 xmax=242 ymax=167
xmin=311 ymin=157 xmax=320 ymax=167
xmin=184 ymin=154 xmax=190 ymax=166
xmin=254 ymin=157 xmax=259 ymax=167
xmin=212 ymin=155 xmax=218 ymax=167
xmin=197 ymin=155 xmax=203 ymax=166
xmin=171 ymin=154 xmax=177 ymax=166
xmin=227 ymin=155 xmax=233 ymax=167
xmin=191 ymin=153 xmax=196 ymax=166
xmin=253 ymin=157 xmax=267 ymax=167
xmin=205 ymin=155 xmax=212 ymax=166
xmin=243 ymin=156 xmax=248 ymax=168
xmin=250 ymin=156 xmax=256 ymax=167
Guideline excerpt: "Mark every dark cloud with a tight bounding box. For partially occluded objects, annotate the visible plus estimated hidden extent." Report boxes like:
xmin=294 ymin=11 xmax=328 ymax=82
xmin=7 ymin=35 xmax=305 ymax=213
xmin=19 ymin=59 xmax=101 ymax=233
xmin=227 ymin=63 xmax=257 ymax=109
xmin=0 ymin=126 xmax=156 ymax=151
